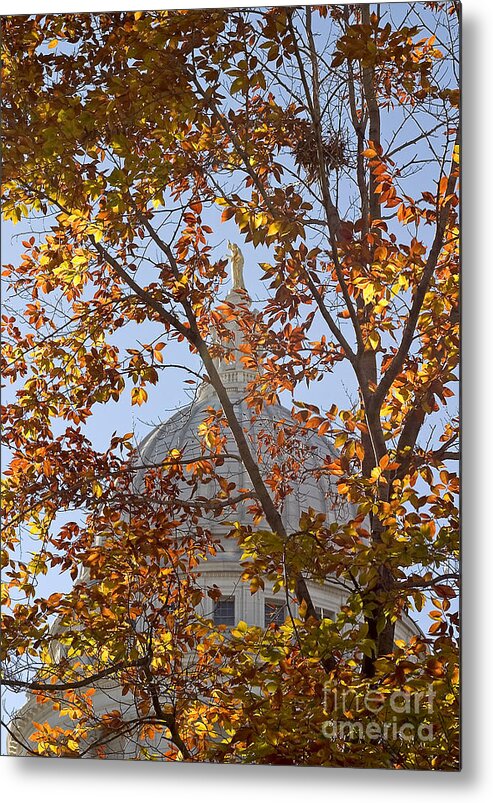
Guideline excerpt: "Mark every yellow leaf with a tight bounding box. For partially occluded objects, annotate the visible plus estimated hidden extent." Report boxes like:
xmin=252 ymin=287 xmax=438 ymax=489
xmin=267 ymin=221 xmax=282 ymax=236
xmin=131 ymin=387 xmax=148 ymax=406
xmin=249 ymin=576 xmax=264 ymax=594
xmin=362 ymin=283 xmax=375 ymax=305
xmin=232 ymin=620 xmax=249 ymax=637
xmin=92 ymin=481 xmax=103 ymax=498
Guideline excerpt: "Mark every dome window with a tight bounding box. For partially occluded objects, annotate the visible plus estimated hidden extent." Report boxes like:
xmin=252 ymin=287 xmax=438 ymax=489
xmin=315 ymin=606 xmax=336 ymax=621
xmin=213 ymin=597 xmax=236 ymax=627
xmin=264 ymin=599 xmax=286 ymax=627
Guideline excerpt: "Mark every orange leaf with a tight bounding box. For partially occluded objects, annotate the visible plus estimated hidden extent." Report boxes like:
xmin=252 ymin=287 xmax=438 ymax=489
xmin=221 ymin=208 xmax=235 ymax=222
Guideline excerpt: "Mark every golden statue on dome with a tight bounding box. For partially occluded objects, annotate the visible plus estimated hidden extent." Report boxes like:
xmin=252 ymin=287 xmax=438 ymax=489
xmin=227 ymin=241 xmax=245 ymax=291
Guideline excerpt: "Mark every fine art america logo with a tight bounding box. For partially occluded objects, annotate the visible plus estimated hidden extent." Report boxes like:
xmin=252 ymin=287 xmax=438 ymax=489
xmin=322 ymin=682 xmax=436 ymax=743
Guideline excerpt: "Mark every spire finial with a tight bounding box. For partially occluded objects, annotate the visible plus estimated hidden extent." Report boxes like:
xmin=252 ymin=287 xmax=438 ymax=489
xmin=227 ymin=241 xmax=245 ymax=291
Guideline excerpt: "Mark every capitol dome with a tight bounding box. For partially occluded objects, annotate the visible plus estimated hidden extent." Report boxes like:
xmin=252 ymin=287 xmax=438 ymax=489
xmin=134 ymin=388 xmax=347 ymax=628
xmin=137 ymin=393 xmax=341 ymax=535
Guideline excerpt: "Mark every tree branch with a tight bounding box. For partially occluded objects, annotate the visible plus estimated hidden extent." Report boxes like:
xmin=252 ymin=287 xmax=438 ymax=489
xmin=1 ymin=655 xmax=150 ymax=693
